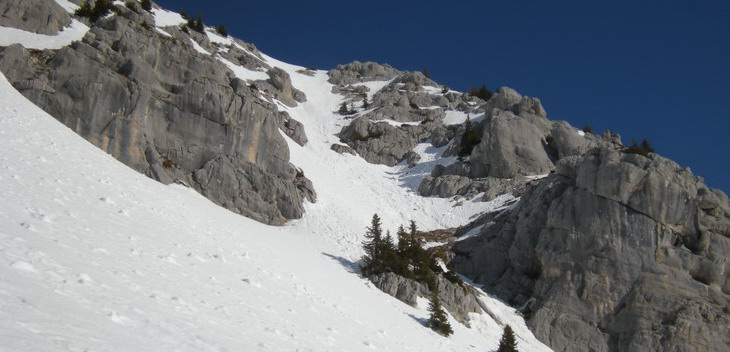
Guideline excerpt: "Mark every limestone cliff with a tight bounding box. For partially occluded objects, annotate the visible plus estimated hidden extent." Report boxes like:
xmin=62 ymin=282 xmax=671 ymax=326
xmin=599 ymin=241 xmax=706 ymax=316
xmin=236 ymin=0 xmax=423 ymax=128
xmin=452 ymin=144 xmax=730 ymax=352
xmin=0 ymin=0 xmax=314 ymax=225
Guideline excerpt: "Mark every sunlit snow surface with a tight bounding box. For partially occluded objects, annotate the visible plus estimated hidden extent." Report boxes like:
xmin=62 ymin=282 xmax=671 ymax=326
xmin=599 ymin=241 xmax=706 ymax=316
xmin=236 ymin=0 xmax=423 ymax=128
xmin=0 ymin=20 xmax=89 ymax=50
xmin=0 ymin=12 xmax=553 ymax=352
xmin=151 ymin=7 xmax=186 ymax=27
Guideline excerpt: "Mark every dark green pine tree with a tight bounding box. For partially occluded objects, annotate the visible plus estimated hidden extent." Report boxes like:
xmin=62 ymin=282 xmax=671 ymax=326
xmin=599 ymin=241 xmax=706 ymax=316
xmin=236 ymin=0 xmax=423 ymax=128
xmin=75 ymin=1 xmax=93 ymax=17
xmin=478 ymin=84 xmax=493 ymax=101
xmin=216 ymin=25 xmax=228 ymax=37
xmin=196 ymin=15 xmax=204 ymax=32
xmin=396 ymin=225 xmax=409 ymax=252
xmin=427 ymin=287 xmax=453 ymax=336
xmin=360 ymin=214 xmax=384 ymax=276
xmin=187 ymin=14 xmax=204 ymax=33
xmin=421 ymin=67 xmax=432 ymax=79
xmin=338 ymin=101 xmax=349 ymax=115
xmin=76 ymin=0 xmax=114 ymax=22
xmin=458 ymin=116 xmax=481 ymax=159
xmin=497 ymin=325 xmax=518 ymax=352
xmin=641 ymin=138 xmax=655 ymax=153
xmin=140 ymin=0 xmax=152 ymax=11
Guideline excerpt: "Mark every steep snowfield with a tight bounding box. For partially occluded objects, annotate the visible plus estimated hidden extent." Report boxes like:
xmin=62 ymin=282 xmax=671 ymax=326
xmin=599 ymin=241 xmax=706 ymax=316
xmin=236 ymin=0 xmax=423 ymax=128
xmin=0 ymin=13 xmax=553 ymax=352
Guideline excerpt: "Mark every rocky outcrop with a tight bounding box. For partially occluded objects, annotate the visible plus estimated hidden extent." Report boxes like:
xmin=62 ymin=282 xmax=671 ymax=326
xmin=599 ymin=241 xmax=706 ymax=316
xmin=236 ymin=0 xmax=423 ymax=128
xmin=451 ymin=145 xmax=730 ymax=352
xmin=337 ymin=117 xmax=442 ymax=166
xmin=0 ymin=4 xmax=314 ymax=225
xmin=192 ymin=156 xmax=315 ymax=224
xmin=331 ymin=65 xmax=481 ymax=167
xmin=370 ymin=272 xmax=484 ymax=326
xmin=418 ymin=174 xmax=529 ymax=201
xmin=467 ymin=88 xmax=554 ymax=179
xmin=259 ymin=67 xmax=306 ymax=107
xmin=330 ymin=143 xmax=356 ymax=155
xmin=327 ymin=61 xmax=400 ymax=85
xmin=420 ymin=87 xmax=600 ymax=201
xmin=0 ymin=0 xmax=71 ymax=35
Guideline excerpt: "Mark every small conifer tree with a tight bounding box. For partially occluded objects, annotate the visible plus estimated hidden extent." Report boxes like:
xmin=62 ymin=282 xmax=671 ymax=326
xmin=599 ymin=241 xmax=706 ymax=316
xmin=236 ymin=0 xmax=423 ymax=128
xmin=361 ymin=214 xmax=385 ymax=276
xmin=641 ymin=138 xmax=655 ymax=153
xmin=75 ymin=1 xmax=93 ymax=17
xmin=140 ymin=0 xmax=152 ymax=11
xmin=421 ymin=67 xmax=432 ymax=79
xmin=427 ymin=287 xmax=452 ymax=336
xmin=458 ymin=117 xmax=481 ymax=159
xmin=338 ymin=102 xmax=349 ymax=115
xmin=497 ymin=325 xmax=518 ymax=352
xmin=216 ymin=25 xmax=228 ymax=37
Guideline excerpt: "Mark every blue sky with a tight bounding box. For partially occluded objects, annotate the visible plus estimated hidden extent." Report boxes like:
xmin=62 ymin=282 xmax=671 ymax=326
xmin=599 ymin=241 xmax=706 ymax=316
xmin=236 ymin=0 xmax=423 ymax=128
xmin=155 ymin=0 xmax=729 ymax=192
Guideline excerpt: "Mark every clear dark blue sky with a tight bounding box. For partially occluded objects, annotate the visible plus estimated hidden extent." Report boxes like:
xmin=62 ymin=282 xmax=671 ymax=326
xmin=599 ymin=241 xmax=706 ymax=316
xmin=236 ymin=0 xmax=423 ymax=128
xmin=156 ymin=0 xmax=730 ymax=193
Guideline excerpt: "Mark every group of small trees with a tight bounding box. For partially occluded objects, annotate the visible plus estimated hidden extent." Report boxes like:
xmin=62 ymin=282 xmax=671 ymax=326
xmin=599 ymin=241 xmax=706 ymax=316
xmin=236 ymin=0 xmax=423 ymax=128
xmin=186 ymin=14 xmax=205 ymax=33
xmin=624 ymin=138 xmax=655 ymax=157
xmin=469 ymin=84 xmax=493 ymax=101
xmin=75 ymin=0 xmax=115 ymax=22
xmin=178 ymin=10 xmax=228 ymax=37
xmin=359 ymin=214 xmax=519 ymax=349
xmin=360 ymin=215 xmax=446 ymax=288
xmin=360 ymin=214 xmax=461 ymax=336
xmin=338 ymin=102 xmax=357 ymax=115
xmin=77 ymin=0 xmax=153 ymax=21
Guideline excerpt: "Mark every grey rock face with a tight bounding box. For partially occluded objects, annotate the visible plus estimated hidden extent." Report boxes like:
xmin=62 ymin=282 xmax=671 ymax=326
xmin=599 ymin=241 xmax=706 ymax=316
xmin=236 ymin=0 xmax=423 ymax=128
xmin=419 ymin=175 xmax=529 ymax=201
xmin=452 ymin=146 xmax=730 ymax=352
xmin=404 ymin=151 xmax=420 ymax=168
xmin=193 ymin=156 xmax=315 ymax=225
xmin=0 ymin=7 xmax=314 ymax=225
xmin=370 ymin=272 xmax=485 ymax=326
xmin=264 ymin=67 xmax=306 ymax=107
xmin=469 ymin=109 xmax=554 ymax=178
xmin=338 ymin=117 xmax=439 ymax=166
xmin=327 ymin=61 xmax=400 ymax=85
xmin=0 ymin=0 xmax=71 ymax=35
xmin=330 ymin=143 xmax=356 ymax=155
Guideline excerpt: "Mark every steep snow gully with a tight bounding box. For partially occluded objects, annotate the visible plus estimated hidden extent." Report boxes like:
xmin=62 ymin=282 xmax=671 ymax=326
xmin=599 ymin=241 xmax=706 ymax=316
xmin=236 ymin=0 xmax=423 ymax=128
xmin=0 ymin=4 xmax=552 ymax=352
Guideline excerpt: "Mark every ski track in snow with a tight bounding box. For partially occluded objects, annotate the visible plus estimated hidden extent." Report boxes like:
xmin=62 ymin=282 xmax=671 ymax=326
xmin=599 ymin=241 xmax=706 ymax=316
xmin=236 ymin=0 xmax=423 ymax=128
xmin=0 ymin=15 xmax=553 ymax=352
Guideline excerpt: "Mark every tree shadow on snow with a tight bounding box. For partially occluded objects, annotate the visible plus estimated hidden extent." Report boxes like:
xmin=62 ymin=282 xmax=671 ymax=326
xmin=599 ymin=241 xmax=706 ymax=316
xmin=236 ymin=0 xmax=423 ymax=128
xmin=406 ymin=313 xmax=428 ymax=327
xmin=321 ymin=253 xmax=361 ymax=274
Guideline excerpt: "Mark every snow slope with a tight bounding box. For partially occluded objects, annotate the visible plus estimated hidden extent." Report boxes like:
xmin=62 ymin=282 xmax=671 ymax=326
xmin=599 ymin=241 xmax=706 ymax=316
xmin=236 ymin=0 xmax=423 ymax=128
xmin=0 ymin=20 xmax=88 ymax=50
xmin=0 ymin=11 xmax=553 ymax=352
